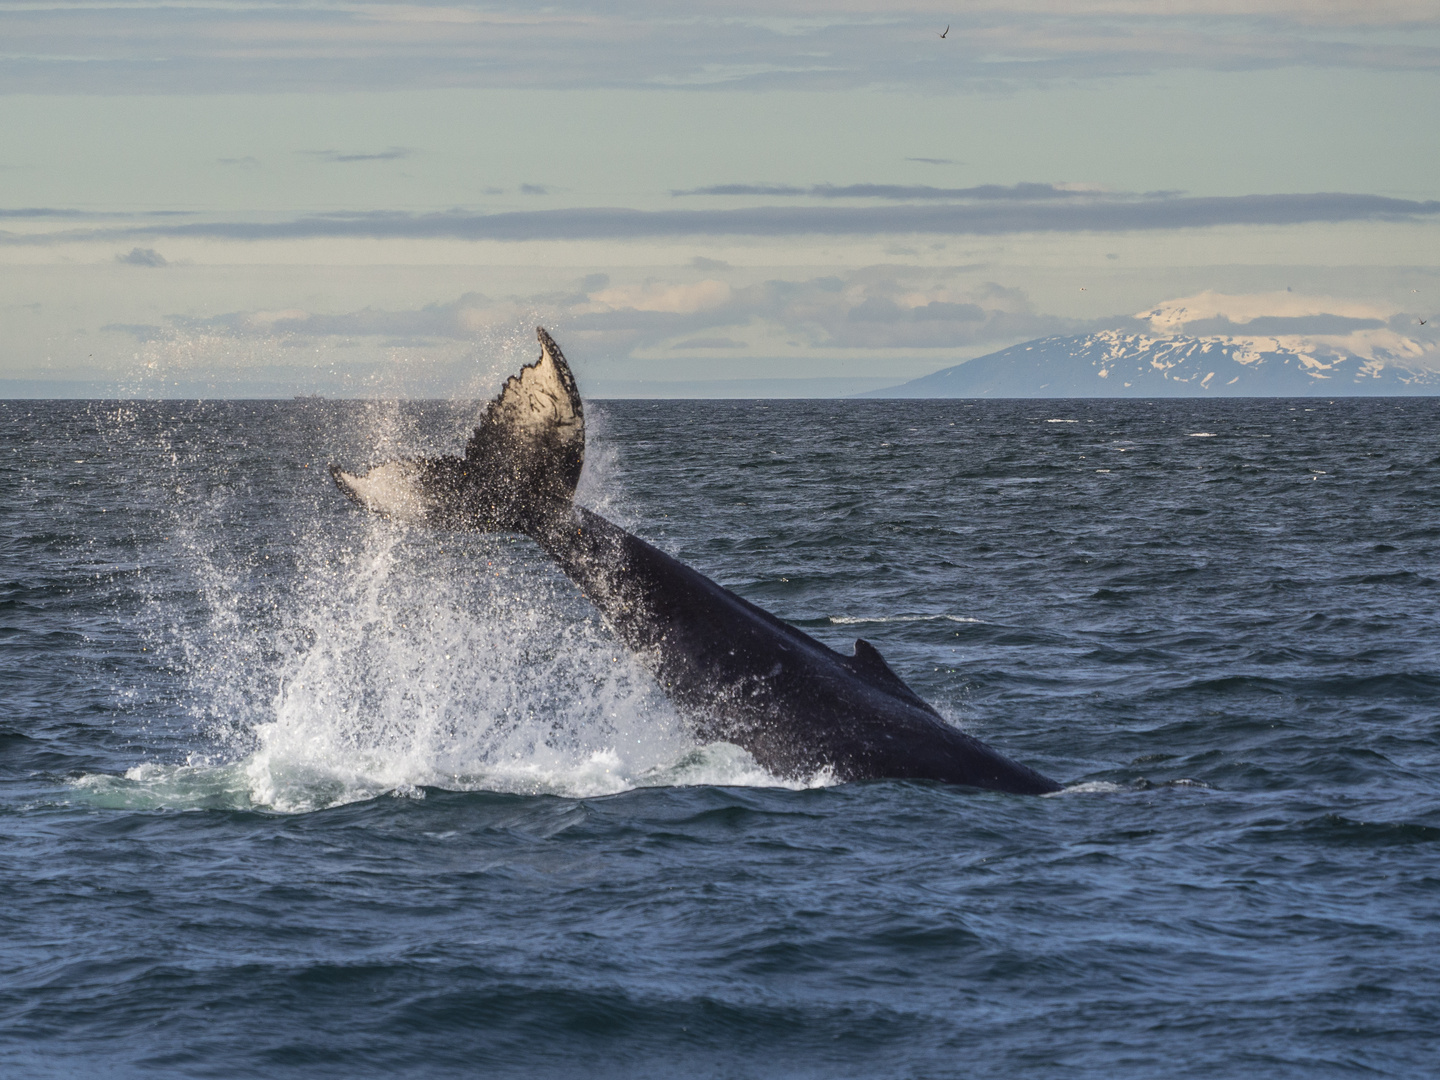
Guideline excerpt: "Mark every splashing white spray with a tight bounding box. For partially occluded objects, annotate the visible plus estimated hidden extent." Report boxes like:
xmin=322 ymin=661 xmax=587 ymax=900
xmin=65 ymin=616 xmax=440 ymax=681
xmin=77 ymin=393 xmax=819 ymax=813
xmin=239 ymin=519 xmax=700 ymax=810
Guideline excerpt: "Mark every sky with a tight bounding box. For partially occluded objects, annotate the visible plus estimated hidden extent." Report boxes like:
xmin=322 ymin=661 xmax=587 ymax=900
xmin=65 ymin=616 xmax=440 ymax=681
xmin=1 ymin=1 xmax=1438 ymax=397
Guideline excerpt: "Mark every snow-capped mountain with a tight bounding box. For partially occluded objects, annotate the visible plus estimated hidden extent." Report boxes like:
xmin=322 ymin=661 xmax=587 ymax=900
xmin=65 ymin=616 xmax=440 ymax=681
xmin=866 ymin=291 xmax=1440 ymax=398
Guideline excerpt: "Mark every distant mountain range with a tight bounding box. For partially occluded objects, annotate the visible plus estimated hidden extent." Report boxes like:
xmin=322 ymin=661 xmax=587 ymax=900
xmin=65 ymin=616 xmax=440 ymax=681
xmin=864 ymin=330 xmax=1440 ymax=397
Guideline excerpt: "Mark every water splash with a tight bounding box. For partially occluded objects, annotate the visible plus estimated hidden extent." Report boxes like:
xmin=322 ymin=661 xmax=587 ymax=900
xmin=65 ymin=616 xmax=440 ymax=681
xmin=72 ymin=397 xmax=826 ymax=813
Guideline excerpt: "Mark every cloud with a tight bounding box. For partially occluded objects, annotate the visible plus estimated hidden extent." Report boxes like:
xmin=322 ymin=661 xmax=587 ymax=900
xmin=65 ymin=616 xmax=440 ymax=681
xmin=519 ymin=183 xmax=552 ymax=195
xmin=1 ymin=3 xmax=1434 ymax=94
xmin=216 ymin=156 xmax=260 ymax=168
xmin=672 ymin=337 xmax=749 ymax=349
xmin=161 ymin=292 xmax=502 ymax=342
xmin=86 ymin=271 xmax=1439 ymax=379
xmin=303 ymin=148 xmax=411 ymax=163
xmin=906 ymin=157 xmax=957 ymax=166
xmin=97 ymin=275 xmax=1438 ymax=398
xmin=1133 ymin=290 xmax=1439 ymax=366
xmin=131 ymin=266 xmax=1077 ymax=361
xmin=565 ymin=269 xmax=1075 ymax=354
xmin=674 ymin=184 xmax=808 ymax=197
xmin=116 ymin=247 xmax=167 ymax=267
xmin=578 ymin=269 xmax=1073 ymax=352
xmin=589 ymin=280 xmax=733 ymax=314
xmin=797 ymin=275 xmax=1068 ymax=349
xmin=1139 ymin=290 xmax=1398 ymax=332
xmin=0 ymin=208 xmax=194 ymax=220
xmin=1 ymin=207 xmax=95 ymax=219
xmin=672 ymin=182 xmax=1103 ymax=200
xmin=9 ymin=191 xmax=1438 ymax=245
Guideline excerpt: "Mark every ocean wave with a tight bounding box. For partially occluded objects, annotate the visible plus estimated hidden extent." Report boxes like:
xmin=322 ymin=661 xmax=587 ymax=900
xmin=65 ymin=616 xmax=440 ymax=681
xmin=1048 ymin=778 xmax=1209 ymax=797
xmin=825 ymin=613 xmax=984 ymax=626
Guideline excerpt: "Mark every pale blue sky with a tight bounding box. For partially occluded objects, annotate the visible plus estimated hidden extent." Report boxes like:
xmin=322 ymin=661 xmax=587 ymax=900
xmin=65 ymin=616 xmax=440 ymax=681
xmin=2 ymin=1 xmax=1437 ymax=395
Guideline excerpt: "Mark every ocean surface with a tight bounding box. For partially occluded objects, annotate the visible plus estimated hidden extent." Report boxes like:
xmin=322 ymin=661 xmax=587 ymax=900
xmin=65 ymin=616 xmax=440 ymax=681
xmin=3 ymin=396 xmax=1438 ymax=1078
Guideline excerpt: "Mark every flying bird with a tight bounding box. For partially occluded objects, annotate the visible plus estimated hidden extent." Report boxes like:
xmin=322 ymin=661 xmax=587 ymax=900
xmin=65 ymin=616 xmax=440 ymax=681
xmin=938 ymin=25 xmax=949 ymax=38
xmin=1421 ymin=319 xmax=1428 ymax=325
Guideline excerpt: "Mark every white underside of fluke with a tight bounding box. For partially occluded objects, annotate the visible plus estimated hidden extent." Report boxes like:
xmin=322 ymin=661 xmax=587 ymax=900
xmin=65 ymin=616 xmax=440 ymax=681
xmin=332 ymin=460 xmax=432 ymax=523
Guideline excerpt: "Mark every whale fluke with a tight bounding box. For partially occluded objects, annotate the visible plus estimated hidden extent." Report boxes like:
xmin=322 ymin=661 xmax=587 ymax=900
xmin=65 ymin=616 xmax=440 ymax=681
xmin=462 ymin=327 xmax=584 ymax=516
xmin=332 ymin=328 xmax=584 ymax=531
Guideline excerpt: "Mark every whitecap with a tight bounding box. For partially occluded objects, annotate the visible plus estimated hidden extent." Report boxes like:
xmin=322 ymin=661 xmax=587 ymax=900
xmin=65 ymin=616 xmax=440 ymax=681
xmin=1046 ymin=780 xmax=1128 ymax=796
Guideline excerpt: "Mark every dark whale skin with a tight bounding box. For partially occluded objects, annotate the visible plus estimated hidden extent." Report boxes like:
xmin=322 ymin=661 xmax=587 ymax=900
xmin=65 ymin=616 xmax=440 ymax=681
xmin=535 ymin=507 xmax=1062 ymax=794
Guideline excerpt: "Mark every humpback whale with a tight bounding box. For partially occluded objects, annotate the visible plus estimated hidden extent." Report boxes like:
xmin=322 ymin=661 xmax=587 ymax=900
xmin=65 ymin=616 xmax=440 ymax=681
xmin=331 ymin=329 xmax=1061 ymax=795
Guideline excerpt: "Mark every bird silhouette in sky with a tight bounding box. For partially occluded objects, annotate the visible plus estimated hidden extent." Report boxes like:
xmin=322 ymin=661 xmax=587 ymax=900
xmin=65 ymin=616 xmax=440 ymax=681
xmin=938 ymin=25 xmax=949 ymax=38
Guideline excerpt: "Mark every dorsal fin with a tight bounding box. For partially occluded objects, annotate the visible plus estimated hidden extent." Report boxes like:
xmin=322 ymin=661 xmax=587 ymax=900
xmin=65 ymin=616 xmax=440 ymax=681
xmin=850 ymin=638 xmax=906 ymax=688
xmin=848 ymin=638 xmax=943 ymax=717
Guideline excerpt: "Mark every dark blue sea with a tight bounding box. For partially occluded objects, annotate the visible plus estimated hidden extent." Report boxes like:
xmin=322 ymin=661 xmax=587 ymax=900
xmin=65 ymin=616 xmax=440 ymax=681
xmin=3 ymin=396 xmax=1438 ymax=1078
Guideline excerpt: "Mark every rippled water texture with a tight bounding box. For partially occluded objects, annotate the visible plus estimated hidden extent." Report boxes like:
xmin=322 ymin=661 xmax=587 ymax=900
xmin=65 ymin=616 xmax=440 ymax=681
xmin=3 ymin=397 xmax=1438 ymax=1078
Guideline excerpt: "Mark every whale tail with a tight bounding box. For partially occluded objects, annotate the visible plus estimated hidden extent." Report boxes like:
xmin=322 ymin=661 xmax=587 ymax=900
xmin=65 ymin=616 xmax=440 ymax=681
xmin=331 ymin=327 xmax=585 ymax=532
